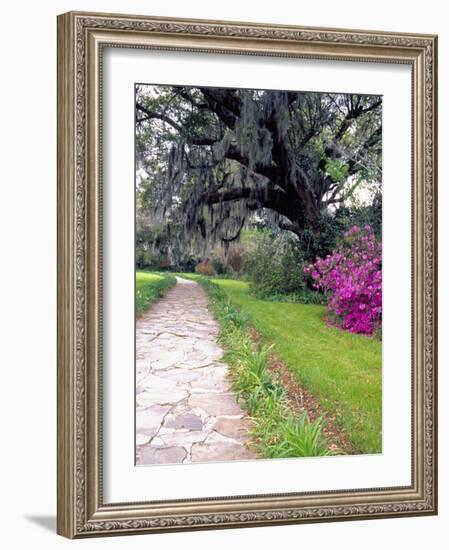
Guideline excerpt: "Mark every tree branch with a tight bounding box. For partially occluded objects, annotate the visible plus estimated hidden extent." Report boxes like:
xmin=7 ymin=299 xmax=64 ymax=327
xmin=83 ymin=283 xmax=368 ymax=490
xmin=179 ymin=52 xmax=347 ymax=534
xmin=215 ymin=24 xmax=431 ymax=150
xmin=137 ymin=103 xmax=218 ymax=147
xmin=278 ymin=220 xmax=302 ymax=236
xmin=176 ymin=88 xmax=209 ymax=109
xmin=221 ymin=217 xmax=246 ymax=243
xmin=223 ymin=144 xmax=277 ymax=180
xmin=205 ymin=187 xmax=253 ymax=205
xmin=334 ymin=97 xmax=382 ymax=141
xmin=136 ymin=103 xmax=183 ymax=133
xmin=199 ymin=88 xmax=241 ymax=129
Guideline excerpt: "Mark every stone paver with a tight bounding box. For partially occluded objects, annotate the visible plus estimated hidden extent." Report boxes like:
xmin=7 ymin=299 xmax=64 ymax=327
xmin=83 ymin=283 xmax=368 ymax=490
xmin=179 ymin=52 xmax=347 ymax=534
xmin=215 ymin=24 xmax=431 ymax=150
xmin=136 ymin=277 xmax=257 ymax=465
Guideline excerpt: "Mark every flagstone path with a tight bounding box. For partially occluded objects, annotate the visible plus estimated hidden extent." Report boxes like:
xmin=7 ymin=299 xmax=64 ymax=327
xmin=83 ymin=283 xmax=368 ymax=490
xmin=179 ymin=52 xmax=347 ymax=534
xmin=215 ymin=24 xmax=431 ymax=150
xmin=136 ymin=277 xmax=257 ymax=465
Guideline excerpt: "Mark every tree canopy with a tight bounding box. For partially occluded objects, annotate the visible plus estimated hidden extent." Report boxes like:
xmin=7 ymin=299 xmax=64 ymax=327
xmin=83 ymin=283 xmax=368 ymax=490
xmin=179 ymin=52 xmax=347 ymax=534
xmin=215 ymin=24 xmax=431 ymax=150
xmin=136 ymin=84 xmax=382 ymax=257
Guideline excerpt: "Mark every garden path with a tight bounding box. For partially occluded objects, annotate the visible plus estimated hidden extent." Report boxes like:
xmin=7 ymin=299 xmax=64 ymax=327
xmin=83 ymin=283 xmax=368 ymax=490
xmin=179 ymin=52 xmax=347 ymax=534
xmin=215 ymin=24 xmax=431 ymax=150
xmin=136 ymin=277 xmax=257 ymax=465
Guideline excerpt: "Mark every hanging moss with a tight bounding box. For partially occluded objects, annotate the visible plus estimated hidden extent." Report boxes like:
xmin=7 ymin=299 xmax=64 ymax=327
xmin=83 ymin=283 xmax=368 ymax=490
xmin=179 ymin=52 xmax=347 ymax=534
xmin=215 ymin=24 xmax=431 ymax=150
xmin=136 ymin=84 xmax=382 ymax=260
xmin=234 ymin=92 xmax=274 ymax=170
xmin=212 ymin=131 xmax=232 ymax=161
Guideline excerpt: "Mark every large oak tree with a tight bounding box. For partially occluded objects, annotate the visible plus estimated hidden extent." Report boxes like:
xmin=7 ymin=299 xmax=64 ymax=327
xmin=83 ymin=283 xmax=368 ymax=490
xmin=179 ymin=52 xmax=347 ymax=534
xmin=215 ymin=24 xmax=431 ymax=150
xmin=136 ymin=85 xmax=381 ymax=252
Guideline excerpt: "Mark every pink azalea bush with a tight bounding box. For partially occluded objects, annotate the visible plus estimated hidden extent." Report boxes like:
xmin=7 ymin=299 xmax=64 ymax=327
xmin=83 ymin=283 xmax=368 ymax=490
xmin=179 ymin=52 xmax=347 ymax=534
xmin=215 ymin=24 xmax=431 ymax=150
xmin=304 ymin=225 xmax=382 ymax=335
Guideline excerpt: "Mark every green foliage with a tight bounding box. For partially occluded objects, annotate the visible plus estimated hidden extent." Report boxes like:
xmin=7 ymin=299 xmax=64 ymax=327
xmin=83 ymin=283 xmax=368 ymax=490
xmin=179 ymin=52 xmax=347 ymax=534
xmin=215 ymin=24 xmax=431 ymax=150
xmin=210 ymin=256 xmax=228 ymax=275
xmin=243 ymin=230 xmax=305 ymax=297
xmin=298 ymin=196 xmax=382 ymax=261
xmin=299 ymin=210 xmax=350 ymax=261
xmin=325 ymin=158 xmax=350 ymax=184
xmin=349 ymin=194 xmax=382 ymax=238
xmin=210 ymin=278 xmax=382 ymax=455
xmin=232 ymin=341 xmax=276 ymax=398
xmin=135 ymin=271 xmax=176 ymax=315
xmin=135 ymin=249 xmax=162 ymax=271
xmin=186 ymin=275 xmax=333 ymax=458
xmin=264 ymin=414 xmax=330 ymax=458
xmin=135 ymin=223 xmax=198 ymax=272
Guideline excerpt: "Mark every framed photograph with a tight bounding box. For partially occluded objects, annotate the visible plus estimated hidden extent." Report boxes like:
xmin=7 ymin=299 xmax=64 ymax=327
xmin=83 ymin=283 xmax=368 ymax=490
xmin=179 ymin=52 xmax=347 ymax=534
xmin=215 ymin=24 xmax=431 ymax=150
xmin=57 ymin=11 xmax=438 ymax=538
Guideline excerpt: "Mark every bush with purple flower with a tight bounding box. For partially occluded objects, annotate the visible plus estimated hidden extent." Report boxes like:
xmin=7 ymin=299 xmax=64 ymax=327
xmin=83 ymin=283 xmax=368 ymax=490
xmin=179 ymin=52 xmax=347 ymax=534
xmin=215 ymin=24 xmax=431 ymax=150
xmin=305 ymin=225 xmax=382 ymax=335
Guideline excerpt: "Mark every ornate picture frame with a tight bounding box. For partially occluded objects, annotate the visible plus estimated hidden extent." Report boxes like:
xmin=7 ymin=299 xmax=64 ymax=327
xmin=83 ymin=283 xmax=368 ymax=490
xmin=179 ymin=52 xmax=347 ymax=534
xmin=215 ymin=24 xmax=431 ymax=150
xmin=57 ymin=11 xmax=438 ymax=538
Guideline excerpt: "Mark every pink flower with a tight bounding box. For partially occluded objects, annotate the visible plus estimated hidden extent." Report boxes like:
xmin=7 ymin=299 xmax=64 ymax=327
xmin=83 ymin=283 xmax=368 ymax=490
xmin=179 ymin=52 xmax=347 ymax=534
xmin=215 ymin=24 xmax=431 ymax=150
xmin=309 ymin=225 xmax=382 ymax=335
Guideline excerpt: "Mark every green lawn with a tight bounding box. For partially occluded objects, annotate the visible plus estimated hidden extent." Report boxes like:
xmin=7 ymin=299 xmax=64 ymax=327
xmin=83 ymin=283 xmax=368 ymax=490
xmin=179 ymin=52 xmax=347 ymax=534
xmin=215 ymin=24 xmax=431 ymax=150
xmin=136 ymin=271 xmax=176 ymax=315
xmin=211 ymin=278 xmax=382 ymax=454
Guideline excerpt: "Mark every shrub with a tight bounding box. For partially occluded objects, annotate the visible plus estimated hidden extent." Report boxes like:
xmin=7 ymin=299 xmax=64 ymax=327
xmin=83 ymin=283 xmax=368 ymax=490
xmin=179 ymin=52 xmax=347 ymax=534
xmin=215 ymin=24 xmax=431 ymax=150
xmin=210 ymin=256 xmax=227 ymax=275
xmin=297 ymin=198 xmax=382 ymax=262
xmin=135 ymin=247 xmax=175 ymax=271
xmin=176 ymin=255 xmax=197 ymax=273
xmin=306 ymin=225 xmax=382 ymax=335
xmin=243 ymin=230 xmax=305 ymax=297
xmin=195 ymin=258 xmax=216 ymax=276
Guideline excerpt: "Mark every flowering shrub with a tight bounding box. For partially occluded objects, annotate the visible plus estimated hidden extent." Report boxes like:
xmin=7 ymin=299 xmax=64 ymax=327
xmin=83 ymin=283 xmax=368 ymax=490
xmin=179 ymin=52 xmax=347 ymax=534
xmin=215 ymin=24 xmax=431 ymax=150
xmin=195 ymin=259 xmax=216 ymax=276
xmin=305 ymin=225 xmax=382 ymax=335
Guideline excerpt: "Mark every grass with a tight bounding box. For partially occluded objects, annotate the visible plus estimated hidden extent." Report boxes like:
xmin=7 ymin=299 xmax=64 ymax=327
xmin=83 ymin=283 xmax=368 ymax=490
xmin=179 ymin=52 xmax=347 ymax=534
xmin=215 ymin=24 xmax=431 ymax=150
xmin=182 ymin=274 xmax=333 ymax=459
xmin=135 ymin=271 xmax=176 ymax=315
xmin=251 ymin=287 xmax=327 ymax=305
xmin=209 ymin=278 xmax=382 ymax=454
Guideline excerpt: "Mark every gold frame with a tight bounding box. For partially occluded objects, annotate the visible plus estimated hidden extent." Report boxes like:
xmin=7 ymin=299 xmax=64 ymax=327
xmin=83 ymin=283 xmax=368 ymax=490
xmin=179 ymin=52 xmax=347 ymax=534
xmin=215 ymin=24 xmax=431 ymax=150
xmin=57 ymin=11 xmax=438 ymax=538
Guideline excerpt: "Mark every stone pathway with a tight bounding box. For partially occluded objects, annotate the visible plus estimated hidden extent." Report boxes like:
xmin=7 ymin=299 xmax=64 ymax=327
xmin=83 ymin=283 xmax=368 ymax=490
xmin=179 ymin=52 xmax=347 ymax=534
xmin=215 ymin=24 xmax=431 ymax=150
xmin=136 ymin=277 xmax=257 ymax=465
